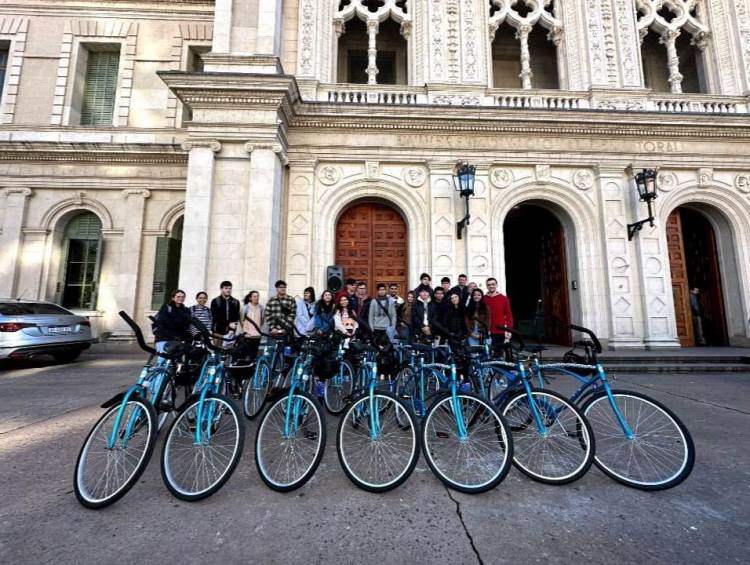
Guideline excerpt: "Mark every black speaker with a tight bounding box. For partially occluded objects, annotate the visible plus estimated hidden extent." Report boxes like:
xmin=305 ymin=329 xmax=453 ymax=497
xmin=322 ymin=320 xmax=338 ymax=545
xmin=327 ymin=265 xmax=344 ymax=292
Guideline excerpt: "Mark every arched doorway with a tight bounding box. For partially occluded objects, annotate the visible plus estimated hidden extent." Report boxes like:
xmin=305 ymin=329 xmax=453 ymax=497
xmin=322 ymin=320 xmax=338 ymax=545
xmin=57 ymin=211 xmax=103 ymax=310
xmin=667 ymin=206 xmax=728 ymax=346
xmin=504 ymin=203 xmax=571 ymax=345
xmin=335 ymin=201 xmax=408 ymax=295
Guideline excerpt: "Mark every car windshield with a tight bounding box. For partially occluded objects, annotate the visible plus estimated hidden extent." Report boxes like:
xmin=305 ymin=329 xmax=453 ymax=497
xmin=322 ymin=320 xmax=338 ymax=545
xmin=0 ymin=302 xmax=73 ymax=316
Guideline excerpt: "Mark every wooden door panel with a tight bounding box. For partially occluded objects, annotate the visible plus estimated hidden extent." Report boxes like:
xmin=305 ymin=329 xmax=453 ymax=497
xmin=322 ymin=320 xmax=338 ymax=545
xmin=540 ymin=225 xmax=571 ymax=345
xmin=336 ymin=202 xmax=407 ymax=294
xmin=667 ymin=210 xmax=694 ymax=346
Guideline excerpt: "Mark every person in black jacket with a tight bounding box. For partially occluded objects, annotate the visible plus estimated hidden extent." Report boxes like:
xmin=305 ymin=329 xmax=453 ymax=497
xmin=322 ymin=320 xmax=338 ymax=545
xmin=444 ymin=292 xmax=467 ymax=341
xmin=413 ymin=273 xmax=434 ymax=298
xmin=210 ymin=280 xmax=240 ymax=335
xmin=154 ymin=289 xmax=192 ymax=352
xmin=411 ymin=288 xmax=442 ymax=341
xmin=449 ymin=273 xmax=470 ymax=306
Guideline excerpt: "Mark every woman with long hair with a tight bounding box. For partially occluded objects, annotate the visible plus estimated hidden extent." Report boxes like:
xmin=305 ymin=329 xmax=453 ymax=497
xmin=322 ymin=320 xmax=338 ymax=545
xmin=295 ymin=286 xmax=316 ymax=336
xmin=465 ymin=288 xmax=491 ymax=346
xmin=397 ymin=290 xmax=416 ymax=341
xmin=154 ymin=289 xmax=191 ymax=353
xmin=444 ymin=291 xmax=467 ymax=341
xmin=311 ymin=289 xmax=336 ymax=333
xmin=334 ymin=294 xmax=358 ymax=336
xmin=241 ymin=290 xmax=264 ymax=361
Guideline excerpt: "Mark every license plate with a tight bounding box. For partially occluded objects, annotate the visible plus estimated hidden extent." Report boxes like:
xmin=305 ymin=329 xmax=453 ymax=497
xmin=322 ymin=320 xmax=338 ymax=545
xmin=48 ymin=326 xmax=72 ymax=334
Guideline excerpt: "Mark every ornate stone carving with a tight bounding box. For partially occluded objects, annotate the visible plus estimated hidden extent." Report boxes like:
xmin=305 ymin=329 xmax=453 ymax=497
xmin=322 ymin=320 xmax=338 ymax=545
xmin=297 ymin=0 xmax=317 ymax=77
xmin=697 ymin=168 xmax=713 ymax=188
xmin=403 ymin=167 xmax=426 ymax=188
xmin=585 ymin=0 xmax=607 ymax=85
xmin=535 ymin=164 xmax=551 ymax=181
xmin=0 ymin=187 xmax=33 ymax=197
xmin=595 ymin=98 xmax=647 ymax=111
xmin=366 ymin=161 xmax=380 ymax=180
xmin=430 ymin=0 xmax=446 ymax=80
xmin=573 ymin=169 xmax=595 ymax=191
xmin=733 ymin=0 xmax=750 ymax=92
xmin=318 ymin=165 xmax=341 ymax=186
xmin=432 ymin=94 xmax=480 ymax=105
xmin=735 ymin=173 xmax=750 ymax=193
xmin=613 ymin=0 xmax=641 ymax=86
xmin=183 ymin=140 xmax=221 ymax=153
xmin=490 ymin=168 xmax=514 ymax=189
xmin=461 ymin=0 xmax=479 ymax=81
xmin=657 ymin=171 xmax=678 ymax=192
xmin=446 ymin=0 xmax=460 ymax=81
xmin=121 ymin=189 xmax=151 ymax=199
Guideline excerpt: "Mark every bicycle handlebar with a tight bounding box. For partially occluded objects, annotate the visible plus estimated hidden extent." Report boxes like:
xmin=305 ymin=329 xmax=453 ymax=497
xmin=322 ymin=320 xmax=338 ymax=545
xmin=495 ymin=325 xmax=526 ymax=351
xmin=119 ymin=311 xmax=160 ymax=358
xmin=568 ymin=323 xmax=602 ymax=353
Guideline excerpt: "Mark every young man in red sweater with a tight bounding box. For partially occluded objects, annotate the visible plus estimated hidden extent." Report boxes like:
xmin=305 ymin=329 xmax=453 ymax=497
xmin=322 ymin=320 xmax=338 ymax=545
xmin=483 ymin=277 xmax=514 ymax=355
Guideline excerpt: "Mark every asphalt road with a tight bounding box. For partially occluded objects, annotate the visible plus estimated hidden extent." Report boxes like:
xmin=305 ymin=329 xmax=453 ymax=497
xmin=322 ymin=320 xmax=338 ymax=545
xmin=1 ymin=353 xmax=749 ymax=565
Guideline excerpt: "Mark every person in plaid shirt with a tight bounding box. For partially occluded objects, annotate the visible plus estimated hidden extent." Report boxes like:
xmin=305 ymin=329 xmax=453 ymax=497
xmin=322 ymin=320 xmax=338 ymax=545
xmin=265 ymin=280 xmax=297 ymax=334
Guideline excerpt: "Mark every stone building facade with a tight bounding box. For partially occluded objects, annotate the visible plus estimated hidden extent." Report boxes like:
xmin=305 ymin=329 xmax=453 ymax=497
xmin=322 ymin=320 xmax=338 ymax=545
xmin=1 ymin=0 xmax=750 ymax=348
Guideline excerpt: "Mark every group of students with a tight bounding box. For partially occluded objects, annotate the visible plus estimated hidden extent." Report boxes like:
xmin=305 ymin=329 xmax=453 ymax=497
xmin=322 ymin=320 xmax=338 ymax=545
xmin=152 ymin=273 xmax=514 ymax=360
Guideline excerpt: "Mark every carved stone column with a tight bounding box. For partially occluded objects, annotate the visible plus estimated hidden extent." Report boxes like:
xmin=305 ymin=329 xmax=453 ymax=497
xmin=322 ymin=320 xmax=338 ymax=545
xmin=516 ymin=24 xmax=534 ymax=90
xmin=366 ymin=19 xmax=379 ymax=85
xmin=244 ymin=143 xmax=287 ymax=300
xmin=179 ymin=140 xmax=221 ymax=303
xmin=0 ymin=187 xmax=33 ymax=299
xmin=660 ymin=29 xmax=683 ymax=94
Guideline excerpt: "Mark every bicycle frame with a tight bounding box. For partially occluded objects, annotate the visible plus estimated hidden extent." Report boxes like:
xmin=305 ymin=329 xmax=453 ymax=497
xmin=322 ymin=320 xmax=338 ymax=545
xmin=281 ymin=344 xmax=317 ymax=438
xmin=531 ymin=359 xmax=635 ymax=439
xmin=107 ymin=357 xmax=173 ymax=449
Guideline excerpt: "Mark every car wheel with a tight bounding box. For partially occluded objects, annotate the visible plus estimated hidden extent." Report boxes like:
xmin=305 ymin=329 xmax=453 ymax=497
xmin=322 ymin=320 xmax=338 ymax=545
xmin=52 ymin=350 xmax=82 ymax=364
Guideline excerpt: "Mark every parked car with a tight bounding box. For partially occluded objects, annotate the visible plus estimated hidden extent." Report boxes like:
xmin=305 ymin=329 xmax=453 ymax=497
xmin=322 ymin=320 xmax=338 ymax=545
xmin=0 ymin=300 xmax=94 ymax=363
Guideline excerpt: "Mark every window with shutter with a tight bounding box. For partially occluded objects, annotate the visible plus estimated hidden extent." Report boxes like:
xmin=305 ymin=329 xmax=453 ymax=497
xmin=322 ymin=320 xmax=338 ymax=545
xmin=151 ymin=217 xmax=183 ymax=310
xmin=61 ymin=212 xmax=103 ymax=310
xmin=0 ymin=45 xmax=8 ymax=101
xmin=81 ymin=49 xmax=120 ymax=126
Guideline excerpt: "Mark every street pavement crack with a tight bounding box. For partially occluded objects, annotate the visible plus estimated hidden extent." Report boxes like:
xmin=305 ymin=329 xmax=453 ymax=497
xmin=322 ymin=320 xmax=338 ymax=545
xmin=445 ymin=487 xmax=484 ymax=565
xmin=617 ymin=378 xmax=750 ymax=416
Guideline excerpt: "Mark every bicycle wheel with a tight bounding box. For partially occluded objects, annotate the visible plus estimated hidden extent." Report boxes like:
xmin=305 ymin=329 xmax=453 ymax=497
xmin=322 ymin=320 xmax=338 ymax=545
xmin=501 ymin=388 xmax=594 ymax=485
xmin=337 ymin=391 xmax=419 ymax=492
xmin=324 ymin=360 xmax=354 ymax=415
xmin=421 ymin=392 xmax=513 ymax=494
xmin=74 ymin=397 xmax=156 ymax=509
xmin=243 ymin=359 xmax=271 ymax=420
xmin=582 ymin=389 xmax=695 ymax=490
xmin=255 ymin=390 xmax=326 ymax=491
xmin=155 ymin=377 xmax=177 ymax=432
xmin=161 ymin=394 xmax=245 ymax=501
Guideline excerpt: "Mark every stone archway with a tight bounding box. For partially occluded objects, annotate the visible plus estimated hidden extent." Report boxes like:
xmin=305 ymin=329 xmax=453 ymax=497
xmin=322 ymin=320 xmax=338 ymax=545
xmin=503 ymin=201 xmax=574 ymax=345
xmin=335 ymin=200 xmax=408 ymax=295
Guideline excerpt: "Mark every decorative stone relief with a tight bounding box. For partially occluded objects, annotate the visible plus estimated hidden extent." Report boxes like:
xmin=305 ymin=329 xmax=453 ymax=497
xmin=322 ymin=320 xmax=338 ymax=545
xmin=490 ymin=168 xmax=513 ymax=189
xmin=318 ymin=165 xmax=341 ymax=186
xmin=297 ymin=0 xmax=317 ymax=78
xmin=733 ymin=0 xmax=750 ymax=92
xmin=697 ymin=168 xmax=713 ymax=188
xmin=584 ymin=0 xmax=608 ymax=85
xmin=657 ymin=171 xmax=678 ymax=192
xmin=535 ymin=164 xmax=551 ymax=181
xmin=365 ymin=161 xmax=380 ymax=180
xmin=429 ymin=0 xmax=446 ymax=80
xmin=613 ymin=0 xmax=642 ymax=87
xmin=735 ymin=173 xmax=750 ymax=193
xmin=460 ymin=0 xmax=479 ymax=82
xmin=432 ymin=94 xmax=481 ymax=105
xmin=446 ymin=0 xmax=460 ymax=81
xmin=403 ymin=167 xmax=426 ymax=188
xmin=595 ymin=98 xmax=647 ymax=111
xmin=573 ymin=169 xmax=595 ymax=191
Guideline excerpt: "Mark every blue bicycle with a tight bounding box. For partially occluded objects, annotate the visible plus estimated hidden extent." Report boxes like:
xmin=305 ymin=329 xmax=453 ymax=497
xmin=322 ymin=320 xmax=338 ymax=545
xmin=323 ymin=337 xmax=355 ymax=415
xmin=254 ymin=328 xmax=326 ymax=491
xmin=160 ymin=320 xmax=245 ymax=501
xmin=532 ymin=324 xmax=695 ymax=490
xmin=74 ymin=311 xmax=199 ymax=509
xmin=336 ymin=333 xmax=419 ymax=492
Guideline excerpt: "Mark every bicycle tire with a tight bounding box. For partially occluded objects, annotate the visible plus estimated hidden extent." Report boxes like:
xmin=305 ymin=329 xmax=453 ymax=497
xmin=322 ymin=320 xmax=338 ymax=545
xmin=243 ymin=359 xmax=271 ymax=420
xmin=324 ymin=360 xmax=355 ymax=415
xmin=581 ymin=389 xmax=695 ymax=490
xmin=501 ymin=388 xmax=594 ymax=485
xmin=421 ymin=392 xmax=513 ymax=494
xmin=74 ymin=396 xmax=157 ymax=509
xmin=161 ymin=393 xmax=245 ymax=501
xmin=337 ymin=391 xmax=419 ymax=492
xmin=255 ymin=390 xmax=326 ymax=491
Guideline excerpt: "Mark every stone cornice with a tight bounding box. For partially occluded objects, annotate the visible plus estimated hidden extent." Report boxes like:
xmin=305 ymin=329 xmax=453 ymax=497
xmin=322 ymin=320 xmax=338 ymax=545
xmin=0 ymin=142 xmax=187 ymax=164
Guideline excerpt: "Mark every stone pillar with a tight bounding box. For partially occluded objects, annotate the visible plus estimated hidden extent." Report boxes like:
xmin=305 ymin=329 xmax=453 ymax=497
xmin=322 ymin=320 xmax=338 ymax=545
xmin=0 ymin=188 xmax=32 ymax=299
xmin=243 ymin=143 xmax=286 ymax=300
xmin=256 ymin=0 xmax=283 ymax=56
xmin=179 ymin=140 xmax=220 ymax=303
xmin=366 ymin=19 xmax=379 ymax=85
xmin=516 ymin=24 xmax=534 ymax=90
xmin=595 ymin=168 xmax=643 ymax=348
xmin=631 ymin=181 xmax=680 ymax=349
xmin=111 ymin=189 xmax=149 ymax=336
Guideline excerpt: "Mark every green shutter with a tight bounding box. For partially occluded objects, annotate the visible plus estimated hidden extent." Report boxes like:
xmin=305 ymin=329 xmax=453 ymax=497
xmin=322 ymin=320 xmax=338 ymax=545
xmin=152 ymin=237 xmax=171 ymax=310
xmin=81 ymin=50 xmax=120 ymax=126
xmin=151 ymin=237 xmax=182 ymax=310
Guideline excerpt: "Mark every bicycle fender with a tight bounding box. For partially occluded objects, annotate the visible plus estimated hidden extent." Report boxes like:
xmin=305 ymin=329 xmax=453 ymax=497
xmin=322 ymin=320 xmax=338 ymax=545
xmin=101 ymin=392 xmax=128 ymax=409
xmin=175 ymin=394 xmax=201 ymax=412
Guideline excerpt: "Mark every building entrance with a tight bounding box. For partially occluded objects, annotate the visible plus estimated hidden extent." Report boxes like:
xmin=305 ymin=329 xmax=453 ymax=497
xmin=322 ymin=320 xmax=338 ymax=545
xmin=504 ymin=204 xmax=571 ymax=345
xmin=335 ymin=201 xmax=408 ymax=295
xmin=667 ymin=207 xmax=728 ymax=346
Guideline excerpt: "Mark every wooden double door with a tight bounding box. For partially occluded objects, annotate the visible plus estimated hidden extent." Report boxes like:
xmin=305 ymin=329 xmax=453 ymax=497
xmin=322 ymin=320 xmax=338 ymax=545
xmin=335 ymin=202 xmax=408 ymax=295
xmin=667 ymin=208 xmax=728 ymax=346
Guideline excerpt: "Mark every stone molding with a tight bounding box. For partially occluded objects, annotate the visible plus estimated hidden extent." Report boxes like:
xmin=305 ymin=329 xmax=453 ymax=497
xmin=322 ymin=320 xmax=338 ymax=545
xmin=0 ymin=142 xmax=188 ymax=164
xmin=51 ymin=19 xmax=139 ymax=126
xmin=121 ymin=188 xmax=151 ymax=198
xmin=38 ymin=192 xmax=114 ymax=231
xmin=181 ymin=139 xmax=221 ymax=152
xmin=0 ymin=187 xmax=33 ymax=197
xmin=0 ymin=17 xmax=29 ymax=125
xmin=245 ymin=142 xmax=289 ymax=166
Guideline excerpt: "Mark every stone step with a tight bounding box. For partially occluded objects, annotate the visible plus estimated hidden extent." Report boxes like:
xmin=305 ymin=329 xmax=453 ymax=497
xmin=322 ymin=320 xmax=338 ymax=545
xmin=585 ymin=363 xmax=749 ymax=374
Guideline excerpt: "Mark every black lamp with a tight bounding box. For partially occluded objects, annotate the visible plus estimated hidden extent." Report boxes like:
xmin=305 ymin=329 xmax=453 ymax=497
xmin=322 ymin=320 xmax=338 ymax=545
xmin=453 ymin=161 xmax=476 ymax=239
xmin=626 ymin=165 xmax=659 ymax=241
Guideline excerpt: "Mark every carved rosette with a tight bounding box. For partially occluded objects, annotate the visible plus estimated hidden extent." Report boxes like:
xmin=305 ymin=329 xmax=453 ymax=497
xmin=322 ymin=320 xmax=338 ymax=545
xmin=657 ymin=171 xmax=678 ymax=192
xmin=697 ymin=168 xmax=713 ymax=188
xmin=317 ymin=165 xmax=341 ymax=186
xmin=573 ymin=169 xmax=595 ymax=191
xmin=735 ymin=173 xmax=750 ymax=194
xmin=403 ymin=167 xmax=427 ymax=188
